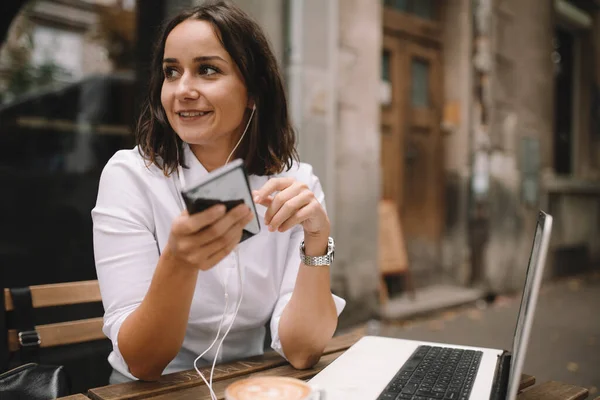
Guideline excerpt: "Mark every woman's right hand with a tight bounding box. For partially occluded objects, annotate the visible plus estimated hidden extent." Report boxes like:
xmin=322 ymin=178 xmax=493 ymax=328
xmin=166 ymin=203 xmax=253 ymax=271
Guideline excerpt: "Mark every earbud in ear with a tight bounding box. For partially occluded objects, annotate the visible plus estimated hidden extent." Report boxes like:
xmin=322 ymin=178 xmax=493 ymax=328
xmin=252 ymin=104 xmax=256 ymax=111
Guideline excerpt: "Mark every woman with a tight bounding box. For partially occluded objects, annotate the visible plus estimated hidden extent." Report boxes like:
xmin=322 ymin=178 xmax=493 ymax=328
xmin=92 ymin=0 xmax=345 ymax=384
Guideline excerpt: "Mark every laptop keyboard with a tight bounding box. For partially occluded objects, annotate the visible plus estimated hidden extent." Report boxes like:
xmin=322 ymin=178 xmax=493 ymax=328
xmin=376 ymin=345 xmax=483 ymax=400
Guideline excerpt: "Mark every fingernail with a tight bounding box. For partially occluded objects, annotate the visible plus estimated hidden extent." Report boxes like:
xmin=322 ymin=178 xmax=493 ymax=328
xmin=268 ymin=225 xmax=274 ymax=232
xmin=216 ymin=205 xmax=226 ymax=213
xmin=253 ymin=195 xmax=260 ymax=203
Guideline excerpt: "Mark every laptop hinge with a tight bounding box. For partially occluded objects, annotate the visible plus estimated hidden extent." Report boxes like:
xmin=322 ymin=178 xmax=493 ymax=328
xmin=489 ymin=351 xmax=511 ymax=400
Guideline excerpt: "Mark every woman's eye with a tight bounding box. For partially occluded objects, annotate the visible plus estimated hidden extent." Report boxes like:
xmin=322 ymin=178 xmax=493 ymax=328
xmin=199 ymin=65 xmax=219 ymax=76
xmin=163 ymin=67 xmax=180 ymax=80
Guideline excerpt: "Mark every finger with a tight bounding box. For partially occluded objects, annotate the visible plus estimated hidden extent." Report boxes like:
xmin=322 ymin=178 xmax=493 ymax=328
xmin=203 ymin=213 xmax=254 ymax=268
xmin=195 ymin=204 xmax=251 ymax=246
xmin=268 ymin=190 xmax=312 ymax=231
xmin=276 ymin=204 xmax=312 ymax=232
xmin=253 ymin=193 xmax=274 ymax=207
xmin=264 ymin=183 xmax=307 ymax=225
xmin=204 ymin=242 xmax=236 ymax=269
xmin=172 ymin=205 xmax=226 ymax=236
xmin=253 ymin=178 xmax=295 ymax=203
xmin=205 ymin=211 xmax=254 ymax=258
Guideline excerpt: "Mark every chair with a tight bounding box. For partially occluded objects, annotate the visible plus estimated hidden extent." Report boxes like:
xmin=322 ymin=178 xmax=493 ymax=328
xmin=2 ymin=280 xmax=112 ymax=394
xmin=378 ymin=199 xmax=415 ymax=303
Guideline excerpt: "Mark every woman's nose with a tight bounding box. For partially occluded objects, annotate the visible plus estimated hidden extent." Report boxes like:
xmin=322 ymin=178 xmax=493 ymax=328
xmin=176 ymin=74 xmax=200 ymax=100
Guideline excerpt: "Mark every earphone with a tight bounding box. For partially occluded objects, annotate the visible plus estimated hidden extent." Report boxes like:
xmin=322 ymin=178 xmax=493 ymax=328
xmin=176 ymin=104 xmax=256 ymax=400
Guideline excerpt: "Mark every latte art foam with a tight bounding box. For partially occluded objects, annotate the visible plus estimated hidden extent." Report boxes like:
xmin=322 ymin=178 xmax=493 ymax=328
xmin=226 ymin=377 xmax=312 ymax=400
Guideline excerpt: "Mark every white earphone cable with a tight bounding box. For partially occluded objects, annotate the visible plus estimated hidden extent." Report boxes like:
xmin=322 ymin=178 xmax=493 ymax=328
xmin=182 ymin=106 xmax=255 ymax=399
xmin=193 ymin=287 xmax=229 ymax=400
xmin=209 ymin=248 xmax=244 ymax=388
xmin=225 ymin=104 xmax=255 ymax=165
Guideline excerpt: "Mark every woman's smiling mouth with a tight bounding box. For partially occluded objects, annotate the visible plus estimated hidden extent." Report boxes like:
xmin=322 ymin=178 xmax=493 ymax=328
xmin=176 ymin=110 xmax=213 ymax=120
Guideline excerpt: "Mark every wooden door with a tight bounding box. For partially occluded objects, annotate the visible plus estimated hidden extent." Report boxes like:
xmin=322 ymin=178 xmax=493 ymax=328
xmin=381 ymin=8 xmax=444 ymax=270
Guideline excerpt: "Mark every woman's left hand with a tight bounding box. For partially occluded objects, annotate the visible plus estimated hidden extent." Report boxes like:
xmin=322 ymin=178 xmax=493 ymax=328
xmin=253 ymin=178 xmax=330 ymax=238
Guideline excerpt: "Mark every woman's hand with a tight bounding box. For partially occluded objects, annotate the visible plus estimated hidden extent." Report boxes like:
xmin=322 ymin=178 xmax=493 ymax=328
xmin=253 ymin=178 xmax=330 ymax=239
xmin=167 ymin=203 xmax=253 ymax=271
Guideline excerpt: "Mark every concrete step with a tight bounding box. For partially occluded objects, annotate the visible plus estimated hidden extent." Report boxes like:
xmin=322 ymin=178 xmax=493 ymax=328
xmin=380 ymin=284 xmax=486 ymax=320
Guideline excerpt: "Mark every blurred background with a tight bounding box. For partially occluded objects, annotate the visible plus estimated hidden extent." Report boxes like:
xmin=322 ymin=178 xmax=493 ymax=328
xmin=0 ymin=0 xmax=598 ymax=395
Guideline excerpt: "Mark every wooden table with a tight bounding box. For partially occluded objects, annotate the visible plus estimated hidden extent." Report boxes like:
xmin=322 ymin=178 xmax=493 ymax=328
xmin=61 ymin=330 xmax=590 ymax=400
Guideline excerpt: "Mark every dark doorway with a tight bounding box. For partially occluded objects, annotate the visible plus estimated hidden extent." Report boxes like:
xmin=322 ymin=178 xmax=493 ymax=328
xmin=553 ymin=28 xmax=575 ymax=175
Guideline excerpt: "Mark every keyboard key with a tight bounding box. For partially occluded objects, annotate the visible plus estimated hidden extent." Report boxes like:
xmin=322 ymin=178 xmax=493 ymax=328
xmin=402 ymin=383 xmax=419 ymax=394
xmin=417 ymin=389 xmax=444 ymax=398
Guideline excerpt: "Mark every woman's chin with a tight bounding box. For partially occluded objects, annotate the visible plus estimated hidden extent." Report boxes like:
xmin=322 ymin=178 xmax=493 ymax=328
xmin=176 ymin=130 xmax=214 ymax=145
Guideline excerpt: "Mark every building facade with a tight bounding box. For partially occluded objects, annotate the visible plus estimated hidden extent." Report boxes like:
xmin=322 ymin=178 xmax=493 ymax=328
xmin=2 ymin=0 xmax=599 ymax=329
xmin=226 ymin=0 xmax=600 ymax=325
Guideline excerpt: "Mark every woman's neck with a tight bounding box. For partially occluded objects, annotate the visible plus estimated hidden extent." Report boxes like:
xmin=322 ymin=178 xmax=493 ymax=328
xmin=188 ymin=145 xmax=226 ymax=172
xmin=188 ymin=135 xmax=241 ymax=172
xmin=186 ymin=113 xmax=249 ymax=171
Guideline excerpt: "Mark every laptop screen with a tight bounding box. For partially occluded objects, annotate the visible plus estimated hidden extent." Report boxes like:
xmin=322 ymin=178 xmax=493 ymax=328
xmin=507 ymin=211 xmax=552 ymax=399
xmin=510 ymin=219 xmax=543 ymax=362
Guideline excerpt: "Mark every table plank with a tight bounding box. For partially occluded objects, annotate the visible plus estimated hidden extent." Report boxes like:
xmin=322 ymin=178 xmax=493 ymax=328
xmin=88 ymin=330 xmax=363 ymax=400
xmin=517 ymin=381 xmax=589 ymax=400
xmin=57 ymin=395 xmax=92 ymax=400
xmin=146 ymin=354 xmax=537 ymax=400
xmin=148 ymin=350 xmax=346 ymax=400
xmin=520 ymin=374 xmax=536 ymax=391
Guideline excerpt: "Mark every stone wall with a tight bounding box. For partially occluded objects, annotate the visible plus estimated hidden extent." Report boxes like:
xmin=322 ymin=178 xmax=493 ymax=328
xmin=223 ymin=0 xmax=382 ymax=326
xmin=477 ymin=0 xmax=554 ymax=291
xmin=442 ymin=0 xmax=561 ymax=291
xmin=334 ymin=0 xmax=382 ymax=325
xmin=440 ymin=0 xmax=474 ymax=285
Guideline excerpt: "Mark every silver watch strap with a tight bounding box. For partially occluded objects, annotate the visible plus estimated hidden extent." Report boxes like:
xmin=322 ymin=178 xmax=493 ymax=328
xmin=299 ymin=237 xmax=334 ymax=266
xmin=300 ymin=253 xmax=331 ymax=266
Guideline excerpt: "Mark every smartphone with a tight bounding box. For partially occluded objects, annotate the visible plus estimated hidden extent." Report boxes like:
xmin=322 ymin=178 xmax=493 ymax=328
xmin=180 ymin=159 xmax=260 ymax=243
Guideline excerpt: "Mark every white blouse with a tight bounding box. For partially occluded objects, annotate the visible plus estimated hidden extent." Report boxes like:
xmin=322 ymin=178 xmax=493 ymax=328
xmin=91 ymin=144 xmax=346 ymax=381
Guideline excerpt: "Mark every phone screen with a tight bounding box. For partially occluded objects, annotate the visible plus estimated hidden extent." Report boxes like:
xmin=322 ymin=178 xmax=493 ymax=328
xmin=181 ymin=160 xmax=260 ymax=242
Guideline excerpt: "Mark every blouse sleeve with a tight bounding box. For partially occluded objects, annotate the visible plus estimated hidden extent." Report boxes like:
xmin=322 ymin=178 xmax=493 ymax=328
xmin=91 ymin=153 xmax=159 ymax=379
xmin=268 ymin=165 xmax=346 ymax=360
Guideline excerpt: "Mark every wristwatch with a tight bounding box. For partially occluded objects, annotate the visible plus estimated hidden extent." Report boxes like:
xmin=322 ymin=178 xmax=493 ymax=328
xmin=299 ymin=237 xmax=335 ymax=266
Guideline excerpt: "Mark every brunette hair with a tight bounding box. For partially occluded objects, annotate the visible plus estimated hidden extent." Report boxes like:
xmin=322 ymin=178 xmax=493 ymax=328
xmin=136 ymin=0 xmax=298 ymax=176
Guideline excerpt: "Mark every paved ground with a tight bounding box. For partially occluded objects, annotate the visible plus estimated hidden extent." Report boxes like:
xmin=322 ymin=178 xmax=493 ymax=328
xmin=358 ymin=271 xmax=600 ymax=397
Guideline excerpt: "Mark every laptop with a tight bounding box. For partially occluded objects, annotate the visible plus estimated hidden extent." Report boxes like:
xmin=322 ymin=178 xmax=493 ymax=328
xmin=310 ymin=210 xmax=553 ymax=400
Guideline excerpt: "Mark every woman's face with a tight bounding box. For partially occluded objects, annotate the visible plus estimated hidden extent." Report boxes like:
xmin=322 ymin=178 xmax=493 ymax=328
xmin=160 ymin=19 xmax=249 ymax=149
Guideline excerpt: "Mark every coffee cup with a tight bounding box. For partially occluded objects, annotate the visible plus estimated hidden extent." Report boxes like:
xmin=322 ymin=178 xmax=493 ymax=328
xmin=224 ymin=376 xmax=325 ymax=400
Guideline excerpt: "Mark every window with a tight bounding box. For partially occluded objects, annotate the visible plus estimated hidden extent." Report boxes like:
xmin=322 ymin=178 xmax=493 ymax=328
xmin=552 ymin=0 xmax=597 ymax=177
xmin=411 ymin=58 xmax=430 ymax=107
xmin=0 ymin=1 xmax=138 ymax=286
xmin=31 ymin=25 xmax=83 ymax=80
xmin=383 ymin=0 xmax=436 ymax=20
xmin=553 ymin=27 xmax=574 ymax=175
xmin=382 ymin=50 xmax=391 ymax=82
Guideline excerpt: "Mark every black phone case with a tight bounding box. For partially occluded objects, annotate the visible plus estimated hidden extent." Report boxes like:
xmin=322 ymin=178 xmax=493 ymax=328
xmin=180 ymin=162 xmax=259 ymax=243
xmin=181 ymin=195 xmax=255 ymax=243
xmin=183 ymin=197 xmax=245 ymax=214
